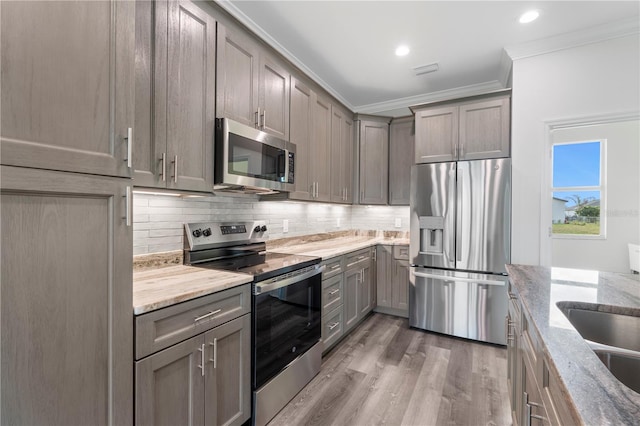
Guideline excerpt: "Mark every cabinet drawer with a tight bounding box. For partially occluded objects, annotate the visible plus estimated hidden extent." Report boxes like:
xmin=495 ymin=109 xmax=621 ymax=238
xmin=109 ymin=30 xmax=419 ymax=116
xmin=136 ymin=284 xmax=251 ymax=359
xmin=322 ymin=274 xmax=343 ymax=316
xmin=346 ymin=248 xmax=371 ymax=271
xmin=322 ymin=306 xmax=343 ymax=352
xmin=393 ymin=245 xmax=409 ymax=260
xmin=322 ymin=256 xmax=343 ymax=279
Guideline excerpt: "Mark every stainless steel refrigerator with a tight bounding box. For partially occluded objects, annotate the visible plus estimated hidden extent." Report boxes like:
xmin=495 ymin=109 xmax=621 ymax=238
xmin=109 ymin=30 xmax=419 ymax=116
xmin=409 ymin=158 xmax=511 ymax=345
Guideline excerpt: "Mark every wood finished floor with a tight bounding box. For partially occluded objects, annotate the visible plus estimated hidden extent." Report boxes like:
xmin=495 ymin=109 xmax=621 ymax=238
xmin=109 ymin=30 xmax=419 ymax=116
xmin=269 ymin=313 xmax=511 ymax=426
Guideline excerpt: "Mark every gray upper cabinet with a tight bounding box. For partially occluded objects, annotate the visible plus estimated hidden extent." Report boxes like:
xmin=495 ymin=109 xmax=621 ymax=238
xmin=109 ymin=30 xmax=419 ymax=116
xmin=217 ymin=23 xmax=290 ymax=141
xmin=134 ymin=0 xmax=215 ymax=192
xmin=388 ymin=116 xmax=414 ymax=205
xmin=309 ymin=93 xmax=332 ymax=202
xmin=1 ymin=165 xmax=133 ymax=426
xmin=414 ymin=94 xmax=510 ymax=163
xmin=0 ymin=0 xmax=135 ymax=178
xmin=358 ymin=117 xmax=390 ymax=205
xmin=289 ymin=77 xmax=313 ymax=201
xmin=330 ymin=106 xmax=354 ymax=204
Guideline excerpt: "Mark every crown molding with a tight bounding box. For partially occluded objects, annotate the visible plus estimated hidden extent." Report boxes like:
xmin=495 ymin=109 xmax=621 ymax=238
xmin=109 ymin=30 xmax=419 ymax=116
xmin=215 ymin=0 xmax=356 ymax=111
xmin=505 ymin=16 xmax=640 ymax=61
xmin=355 ymin=80 xmax=506 ymax=115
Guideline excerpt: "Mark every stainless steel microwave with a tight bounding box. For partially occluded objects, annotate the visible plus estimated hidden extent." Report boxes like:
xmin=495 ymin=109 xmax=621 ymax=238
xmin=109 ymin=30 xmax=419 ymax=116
xmin=214 ymin=118 xmax=295 ymax=193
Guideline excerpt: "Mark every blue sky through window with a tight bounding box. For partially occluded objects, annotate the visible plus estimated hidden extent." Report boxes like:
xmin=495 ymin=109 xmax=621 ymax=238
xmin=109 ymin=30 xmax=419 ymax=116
xmin=552 ymin=141 xmax=600 ymax=187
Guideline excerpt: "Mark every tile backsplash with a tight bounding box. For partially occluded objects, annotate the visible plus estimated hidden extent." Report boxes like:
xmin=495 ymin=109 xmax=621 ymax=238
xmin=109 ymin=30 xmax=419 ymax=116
xmin=133 ymin=192 xmax=409 ymax=255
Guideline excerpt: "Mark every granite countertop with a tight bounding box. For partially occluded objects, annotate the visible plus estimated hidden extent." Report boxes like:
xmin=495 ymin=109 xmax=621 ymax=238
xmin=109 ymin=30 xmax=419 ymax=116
xmin=268 ymin=235 xmax=409 ymax=260
xmin=133 ymin=265 xmax=252 ymax=315
xmin=506 ymin=264 xmax=640 ymax=424
xmin=132 ymin=230 xmax=409 ymax=315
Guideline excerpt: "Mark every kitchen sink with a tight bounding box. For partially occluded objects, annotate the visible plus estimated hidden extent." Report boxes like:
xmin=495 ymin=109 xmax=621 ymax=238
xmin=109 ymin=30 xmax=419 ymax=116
xmin=559 ymin=305 xmax=640 ymax=352
xmin=594 ymin=349 xmax=640 ymax=394
xmin=557 ymin=303 xmax=640 ymax=394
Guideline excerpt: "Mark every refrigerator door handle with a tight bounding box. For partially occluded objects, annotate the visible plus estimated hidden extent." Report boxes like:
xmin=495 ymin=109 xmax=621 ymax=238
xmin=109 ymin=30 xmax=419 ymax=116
xmin=412 ymin=271 xmax=506 ymax=286
xmin=455 ymin=164 xmax=464 ymax=263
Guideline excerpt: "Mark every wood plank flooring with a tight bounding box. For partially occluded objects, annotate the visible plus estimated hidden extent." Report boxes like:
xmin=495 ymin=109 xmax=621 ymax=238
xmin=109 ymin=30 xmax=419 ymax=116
xmin=269 ymin=313 xmax=511 ymax=426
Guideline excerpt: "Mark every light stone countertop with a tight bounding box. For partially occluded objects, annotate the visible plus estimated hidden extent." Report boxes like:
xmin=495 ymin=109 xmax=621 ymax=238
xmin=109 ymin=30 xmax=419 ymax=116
xmin=133 ymin=265 xmax=252 ymax=315
xmin=506 ymin=264 xmax=640 ymax=425
xmin=268 ymin=235 xmax=409 ymax=260
xmin=132 ymin=231 xmax=409 ymax=315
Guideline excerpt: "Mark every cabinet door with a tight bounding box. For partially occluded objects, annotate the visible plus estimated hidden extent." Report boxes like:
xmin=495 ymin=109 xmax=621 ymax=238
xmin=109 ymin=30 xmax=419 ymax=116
xmin=204 ymin=314 xmax=251 ymax=426
xmin=166 ymin=0 xmax=215 ymax=192
xmin=458 ymin=97 xmax=510 ymax=160
xmin=310 ymin=93 xmax=332 ymax=202
xmin=136 ymin=335 xmax=205 ymax=426
xmin=330 ymin=107 xmax=354 ymax=204
xmin=414 ymin=106 xmax=458 ymax=164
xmin=359 ymin=120 xmax=389 ymax=205
xmin=259 ymin=54 xmax=290 ymax=140
xmin=0 ymin=0 xmax=134 ymax=177
xmin=343 ymin=268 xmax=360 ymax=332
xmin=389 ymin=117 xmax=414 ymax=205
xmin=133 ymin=0 xmax=168 ymax=187
xmin=289 ymin=77 xmax=313 ymax=201
xmin=392 ymin=260 xmax=410 ymax=312
xmin=216 ymin=23 xmax=259 ymax=128
xmin=359 ymin=263 xmax=373 ymax=317
xmin=376 ymin=245 xmax=393 ymax=308
xmin=1 ymin=166 xmax=132 ymax=426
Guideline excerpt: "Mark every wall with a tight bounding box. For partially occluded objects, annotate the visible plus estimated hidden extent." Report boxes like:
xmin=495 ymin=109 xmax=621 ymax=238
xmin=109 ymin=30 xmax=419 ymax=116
xmin=551 ymin=120 xmax=640 ymax=273
xmin=511 ymin=34 xmax=640 ymax=266
xmin=133 ymin=193 xmax=409 ymax=255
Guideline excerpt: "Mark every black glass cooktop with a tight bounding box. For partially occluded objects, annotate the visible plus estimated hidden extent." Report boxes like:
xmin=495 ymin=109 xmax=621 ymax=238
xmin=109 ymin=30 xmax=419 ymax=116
xmin=194 ymin=251 xmax=321 ymax=282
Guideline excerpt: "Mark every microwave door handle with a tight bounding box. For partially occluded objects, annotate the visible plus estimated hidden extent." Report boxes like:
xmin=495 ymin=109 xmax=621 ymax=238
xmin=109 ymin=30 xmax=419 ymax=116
xmin=284 ymin=149 xmax=290 ymax=183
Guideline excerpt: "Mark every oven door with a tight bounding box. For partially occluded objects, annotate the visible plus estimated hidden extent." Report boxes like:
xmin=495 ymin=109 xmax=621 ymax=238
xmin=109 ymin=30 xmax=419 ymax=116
xmin=253 ymin=265 xmax=322 ymax=389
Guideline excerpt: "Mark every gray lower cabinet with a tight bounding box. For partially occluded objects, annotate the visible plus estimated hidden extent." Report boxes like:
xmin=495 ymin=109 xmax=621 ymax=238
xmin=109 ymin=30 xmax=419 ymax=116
xmin=0 ymin=0 xmax=135 ymax=178
xmin=388 ymin=117 xmax=414 ymax=206
xmin=344 ymin=248 xmax=375 ymax=334
xmin=375 ymin=245 xmax=409 ymax=318
xmin=321 ymin=257 xmax=345 ymax=353
xmin=135 ymin=288 xmax=251 ymax=426
xmin=357 ymin=116 xmax=391 ymax=205
xmin=1 ymin=166 xmax=133 ymax=425
xmin=134 ymin=0 xmax=215 ymax=191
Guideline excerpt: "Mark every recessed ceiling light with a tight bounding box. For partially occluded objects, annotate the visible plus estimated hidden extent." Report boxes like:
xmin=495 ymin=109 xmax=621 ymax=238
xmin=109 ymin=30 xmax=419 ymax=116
xmin=395 ymin=45 xmax=410 ymax=57
xmin=519 ymin=10 xmax=540 ymax=24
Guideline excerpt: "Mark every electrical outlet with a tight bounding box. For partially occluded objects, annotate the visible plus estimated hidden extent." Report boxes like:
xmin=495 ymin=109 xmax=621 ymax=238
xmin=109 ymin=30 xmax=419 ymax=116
xmin=394 ymin=217 xmax=402 ymax=228
xmin=337 ymin=217 xmax=341 ymax=228
xmin=283 ymin=219 xmax=289 ymax=233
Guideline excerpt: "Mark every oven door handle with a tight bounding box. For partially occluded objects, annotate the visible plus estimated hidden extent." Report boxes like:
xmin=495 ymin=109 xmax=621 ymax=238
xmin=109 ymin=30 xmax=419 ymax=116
xmin=254 ymin=265 xmax=325 ymax=295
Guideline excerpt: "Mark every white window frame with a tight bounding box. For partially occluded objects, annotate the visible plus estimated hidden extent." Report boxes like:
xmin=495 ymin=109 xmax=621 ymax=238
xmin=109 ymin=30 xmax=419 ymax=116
xmin=551 ymin=139 xmax=607 ymax=240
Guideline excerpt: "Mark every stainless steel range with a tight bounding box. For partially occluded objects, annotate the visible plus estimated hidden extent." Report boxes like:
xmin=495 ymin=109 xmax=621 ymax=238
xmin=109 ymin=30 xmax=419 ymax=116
xmin=184 ymin=220 xmax=323 ymax=426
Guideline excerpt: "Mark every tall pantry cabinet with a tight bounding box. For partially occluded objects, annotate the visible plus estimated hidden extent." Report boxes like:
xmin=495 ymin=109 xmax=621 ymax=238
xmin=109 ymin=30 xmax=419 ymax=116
xmin=0 ymin=1 xmax=134 ymax=424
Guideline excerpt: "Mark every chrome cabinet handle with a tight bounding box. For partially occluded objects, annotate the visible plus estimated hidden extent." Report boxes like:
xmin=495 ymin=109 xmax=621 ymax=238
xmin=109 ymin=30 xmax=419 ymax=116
xmin=261 ymin=109 xmax=266 ymax=129
xmin=209 ymin=338 xmax=217 ymax=368
xmin=124 ymin=127 xmax=133 ymax=168
xmin=328 ymin=322 xmax=340 ymax=331
xmin=194 ymin=309 xmax=222 ymax=323
xmin=160 ymin=152 xmax=166 ymax=182
xmin=329 ymin=289 xmax=340 ymax=295
xmin=123 ymin=186 xmax=132 ymax=227
xmin=171 ymin=155 xmax=178 ymax=183
xmin=255 ymin=108 xmax=260 ymax=128
xmin=197 ymin=343 xmax=205 ymax=377
xmin=524 ymin=392 xmax=546 ymax=426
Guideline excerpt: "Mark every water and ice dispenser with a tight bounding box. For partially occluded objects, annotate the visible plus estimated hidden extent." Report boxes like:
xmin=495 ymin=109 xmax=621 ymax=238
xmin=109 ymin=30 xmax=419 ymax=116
xmin=419 ymin=216 xmax=445 ymax=255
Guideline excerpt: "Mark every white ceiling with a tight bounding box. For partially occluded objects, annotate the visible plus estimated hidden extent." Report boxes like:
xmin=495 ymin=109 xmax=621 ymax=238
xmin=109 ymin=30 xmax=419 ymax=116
xmin=222 ymin=1 xmax=640 ymax=116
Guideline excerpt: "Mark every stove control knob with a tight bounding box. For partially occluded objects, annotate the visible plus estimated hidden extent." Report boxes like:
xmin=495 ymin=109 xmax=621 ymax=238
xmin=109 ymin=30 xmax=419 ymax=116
xmin=254 ymin=226 xmax=262 ymax=233
xmin=261 ymin=225 xmax=267 ymax=232
xmin=202 ymin=228 xmax=212 ymax=237
xmin=192 ymin=229 xmax=202 ymax=238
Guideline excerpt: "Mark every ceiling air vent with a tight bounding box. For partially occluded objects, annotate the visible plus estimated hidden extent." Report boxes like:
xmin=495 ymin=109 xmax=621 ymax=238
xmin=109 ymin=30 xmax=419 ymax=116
xmin=413 ymin=62 xmax=439 ymax=76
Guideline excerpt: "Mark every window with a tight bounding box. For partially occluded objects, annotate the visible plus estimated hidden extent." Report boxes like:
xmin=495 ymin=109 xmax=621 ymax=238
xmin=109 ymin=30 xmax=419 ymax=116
xmin=551 ymin=140 xmax=606 ymax=238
